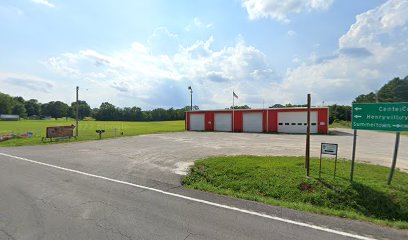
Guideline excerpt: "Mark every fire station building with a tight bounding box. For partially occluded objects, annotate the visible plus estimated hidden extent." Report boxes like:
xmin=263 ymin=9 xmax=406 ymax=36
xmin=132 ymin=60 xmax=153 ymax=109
xmin=186 ymin=107 xmax=329 ymax=134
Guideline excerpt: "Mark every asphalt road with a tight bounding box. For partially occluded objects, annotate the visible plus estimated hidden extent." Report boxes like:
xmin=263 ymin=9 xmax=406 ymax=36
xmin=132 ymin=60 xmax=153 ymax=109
xmin=0 ymin=130 xmax=407 ymax=239
xmin=1 ymin=153 xmax=407 ymax=240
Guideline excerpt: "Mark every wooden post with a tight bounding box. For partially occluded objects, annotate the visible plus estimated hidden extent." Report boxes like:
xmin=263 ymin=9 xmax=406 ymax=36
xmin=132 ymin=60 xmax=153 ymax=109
xmin=232 ymin=91 xmax=235 ymax=133
xmin=305 ymin=94 xmax=311 ymax=177
xmin=387 ymin=132 xmax=400 ymax=185
xmin=75 ymin=86 xmax=79 ymax=137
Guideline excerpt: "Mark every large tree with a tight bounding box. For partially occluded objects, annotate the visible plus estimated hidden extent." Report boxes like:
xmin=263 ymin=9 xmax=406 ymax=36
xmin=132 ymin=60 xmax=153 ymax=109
xmin=328 ymin=105 xmax=352 ymax=123
xmin=42 ymin=101 xmax=69 ymax=119
xmin=71 ymin=100 xmax=92 ymax=119
xmin=354 ymin=76 xmax=408 ymax=103
xmin=11 ymin=102 xmax=27 ymax=118
xmin=122 ymin=106 xmax=143 ymax=121
xmin=151 ymin=108 xmax=168 ymax=121
xmin=393 ymin=76 xmax=408 ymax=102
xmin=24 ymin=99 xmax=41 ymax=116
xmin=0 ymin=92 xmax=14 ymax=114
xmin=95 ymin=102 xmax=117 ymax=121
xmin=354 ymin=92 xmax=377 ymax=103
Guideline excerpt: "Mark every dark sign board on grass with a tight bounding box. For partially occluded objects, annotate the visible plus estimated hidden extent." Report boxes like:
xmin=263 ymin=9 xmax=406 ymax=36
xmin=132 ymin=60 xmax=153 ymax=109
xmin=321 ymin=143 xmax=338 ymax=155
xmin=320 ymin=143 xmax=338 ymax=179
xmin=46 ymin=125 xmax=75 ymax=139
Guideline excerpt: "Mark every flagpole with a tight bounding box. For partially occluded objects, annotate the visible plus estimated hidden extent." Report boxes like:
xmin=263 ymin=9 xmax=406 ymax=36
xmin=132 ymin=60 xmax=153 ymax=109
xmin=232 ymin=90 xmax=235 ymax=133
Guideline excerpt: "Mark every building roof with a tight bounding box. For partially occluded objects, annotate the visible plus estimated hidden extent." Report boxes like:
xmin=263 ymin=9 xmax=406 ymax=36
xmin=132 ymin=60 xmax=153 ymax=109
xmin=186 ymin=107 xmax=329 ymax=113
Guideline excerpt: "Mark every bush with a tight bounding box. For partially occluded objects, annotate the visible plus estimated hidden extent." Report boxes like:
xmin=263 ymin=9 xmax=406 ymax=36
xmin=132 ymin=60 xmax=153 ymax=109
xmin=83 ymin=117 xmax=96 ymax=121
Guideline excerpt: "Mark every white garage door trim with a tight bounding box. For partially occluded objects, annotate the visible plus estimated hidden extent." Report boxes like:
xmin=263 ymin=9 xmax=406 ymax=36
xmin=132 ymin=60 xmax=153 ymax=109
xmin=243 ymin=112 xmax=263 ymax=133
xmin=214 ymin=113 xmax=232 ymax=132
xmin=277 ymin=112 xmax=318 ymax=133
xmin=190 ymin=113 xmax=205 ymax=131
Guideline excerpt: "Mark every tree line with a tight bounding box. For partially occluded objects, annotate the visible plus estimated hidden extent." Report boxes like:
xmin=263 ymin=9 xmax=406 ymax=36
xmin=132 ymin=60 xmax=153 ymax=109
xmin=1 ymin=75 xmax=406 ymax=122
xmin=267 ymin=76 xmax=408 ymax=124
xmin=354 ymin=76 xmax=408 ymax=103
xmin=0 ymin=92 xmax=196 ymax=121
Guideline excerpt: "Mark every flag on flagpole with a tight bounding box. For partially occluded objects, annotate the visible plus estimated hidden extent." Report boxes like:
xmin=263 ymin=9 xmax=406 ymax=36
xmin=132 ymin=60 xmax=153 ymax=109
xmin=232 ymin=90 xmax=237 ymax=132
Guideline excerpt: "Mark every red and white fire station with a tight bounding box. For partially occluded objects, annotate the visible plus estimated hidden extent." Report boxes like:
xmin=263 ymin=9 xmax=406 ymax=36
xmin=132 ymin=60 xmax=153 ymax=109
xmin=186 ymin=107 xmax=329 ymax=134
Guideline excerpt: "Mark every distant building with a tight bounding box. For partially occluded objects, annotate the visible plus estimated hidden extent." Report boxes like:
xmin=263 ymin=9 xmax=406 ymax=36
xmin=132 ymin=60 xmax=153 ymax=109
xmin=186 ymin=107 xmax=329 ymax=134
xmin=0 ymin=114 xmax=20 ymax=121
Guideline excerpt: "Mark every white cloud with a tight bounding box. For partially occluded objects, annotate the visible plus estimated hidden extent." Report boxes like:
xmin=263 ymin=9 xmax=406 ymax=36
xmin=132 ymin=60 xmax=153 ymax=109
xmin=192 ymin=17 xmax=212 ymax=28
xmin=272 ymin=0 xmax=408 ymax=105
xmin=31 ymin=0 xmax=55 ymax=8
xmin=43 ymin=35 xmax=276 ymax=109
xmin=292 ymin=57 xmax=301 ymax=64
xmin=242 ymin=0 xmax=334 ymax=22
xmin=0 ymin=72 xmax=57 ymax=103
xmin=147 ymin=27 xmax=179 ymax=55
xmin=0 ymin=72 xmax=54 ymax=89
xmin=339 ymin=0 xmax=408 ymax=49
xmin=23 ymin=1 xmax=408 ymax=108
xmin=185 ymin=17 xmax=212 ymax=31
xmin=287 ymin=30 xmax=296 ymax=37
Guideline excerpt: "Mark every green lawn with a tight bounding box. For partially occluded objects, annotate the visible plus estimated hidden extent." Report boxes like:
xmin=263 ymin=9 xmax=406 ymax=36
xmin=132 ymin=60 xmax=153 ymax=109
xmin=330 ymin=120 xmax=352 ymax=129
xmin=183 ymin=156 xmax=408 ymax=229
xmin=0 ymin=119 xmax=185 ymax=147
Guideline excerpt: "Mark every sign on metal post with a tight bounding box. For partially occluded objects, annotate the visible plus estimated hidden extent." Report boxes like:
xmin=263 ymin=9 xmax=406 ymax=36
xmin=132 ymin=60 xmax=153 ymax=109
xmin=352 ymin=103 xmax=408 ymax=132
xmin=322 ymin=143 xmax=338 ymax=155
xmin=351 ymin=103 xmax=408 ymax=184
xmin=319 ymin=143 xmax=338 ymax=179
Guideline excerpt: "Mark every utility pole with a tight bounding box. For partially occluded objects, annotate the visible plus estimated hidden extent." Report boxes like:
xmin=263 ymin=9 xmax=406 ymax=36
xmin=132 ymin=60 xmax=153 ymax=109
xmin=188 ymin=86 xmax=193 ymax=111
xmin=305 ymin=94 xmax=311 ymax=177
xmin=76 ymin=86 xmax=79 ymax=137
xmin=375 ymin=90 xmax=379 ymax=103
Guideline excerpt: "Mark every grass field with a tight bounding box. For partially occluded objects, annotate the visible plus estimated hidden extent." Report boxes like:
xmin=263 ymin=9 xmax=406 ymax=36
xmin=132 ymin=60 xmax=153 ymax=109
xmin=330 ymin=120 xmax=352 ymax=129
xmin=0 ymin=119 xmax=185 ymax=147
xmin=183 ymin=156 xmax=408 ymax=229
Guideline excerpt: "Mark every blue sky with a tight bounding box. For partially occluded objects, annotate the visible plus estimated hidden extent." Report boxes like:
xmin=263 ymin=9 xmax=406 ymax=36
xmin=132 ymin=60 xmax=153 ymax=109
xmin=1 ymin=0 xmax=407 ymax=109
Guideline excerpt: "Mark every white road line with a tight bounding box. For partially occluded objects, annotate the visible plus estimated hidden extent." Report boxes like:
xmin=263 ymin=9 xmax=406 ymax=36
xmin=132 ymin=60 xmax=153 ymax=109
xmin=0 ymin=152 xmax=376 ymax=240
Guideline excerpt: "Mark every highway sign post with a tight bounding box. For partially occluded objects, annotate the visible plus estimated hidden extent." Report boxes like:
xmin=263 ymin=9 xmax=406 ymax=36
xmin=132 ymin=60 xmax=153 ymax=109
xmin=351 ymin=103 xmax=408 ymax=184
xmin=352 ymin=103 xmax=408 ymax=132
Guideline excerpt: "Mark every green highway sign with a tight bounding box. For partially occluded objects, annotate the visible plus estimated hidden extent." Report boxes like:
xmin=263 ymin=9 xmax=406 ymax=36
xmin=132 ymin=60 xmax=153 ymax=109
xmin=352 ymin=103 xmax=408 ymax=132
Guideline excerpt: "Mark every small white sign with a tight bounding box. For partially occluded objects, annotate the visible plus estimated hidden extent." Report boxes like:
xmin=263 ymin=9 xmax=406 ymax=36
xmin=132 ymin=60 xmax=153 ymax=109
xmin=321 ymin=143 xmax=338 ymax=155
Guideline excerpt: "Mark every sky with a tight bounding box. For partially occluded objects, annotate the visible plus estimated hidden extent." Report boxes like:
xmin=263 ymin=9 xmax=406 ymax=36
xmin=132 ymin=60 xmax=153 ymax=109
xmin=1 ymin=0 xmax=407 ymax=109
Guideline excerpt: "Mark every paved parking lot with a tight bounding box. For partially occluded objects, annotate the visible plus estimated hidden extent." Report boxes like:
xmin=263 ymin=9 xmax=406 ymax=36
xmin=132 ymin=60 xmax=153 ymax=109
xmin=1 ymin=128 xmax=406 ymax=186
